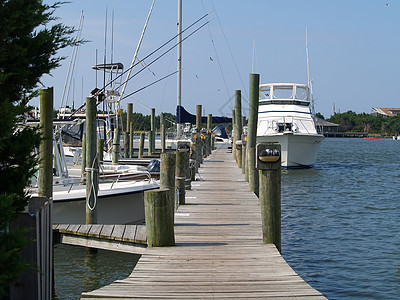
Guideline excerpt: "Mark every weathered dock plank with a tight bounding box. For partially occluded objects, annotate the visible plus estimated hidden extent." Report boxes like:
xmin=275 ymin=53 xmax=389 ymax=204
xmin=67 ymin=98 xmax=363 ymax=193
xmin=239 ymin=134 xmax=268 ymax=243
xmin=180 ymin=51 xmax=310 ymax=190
xmin=81 ymin=144 xmax=326 ymax=299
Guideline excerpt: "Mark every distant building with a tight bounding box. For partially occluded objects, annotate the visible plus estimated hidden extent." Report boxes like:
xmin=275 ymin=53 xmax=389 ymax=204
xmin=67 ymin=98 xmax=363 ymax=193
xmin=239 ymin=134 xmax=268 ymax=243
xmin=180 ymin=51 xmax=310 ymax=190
xmin=315 ymin=117 xmax=339 ymax=134
xmin=371 ymin=107 xmax=400 ymax=117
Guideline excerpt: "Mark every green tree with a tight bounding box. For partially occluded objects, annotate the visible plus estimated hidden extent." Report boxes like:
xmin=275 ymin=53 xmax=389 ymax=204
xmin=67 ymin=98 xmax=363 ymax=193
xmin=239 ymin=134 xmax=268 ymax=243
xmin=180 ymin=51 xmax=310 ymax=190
xmin=315 ymin=112 xmax=325 ymax=120
xmin=0 ymin=0 xmax=77 ymax=295
xmin=327 ymin=111 xmax=400 ymax=134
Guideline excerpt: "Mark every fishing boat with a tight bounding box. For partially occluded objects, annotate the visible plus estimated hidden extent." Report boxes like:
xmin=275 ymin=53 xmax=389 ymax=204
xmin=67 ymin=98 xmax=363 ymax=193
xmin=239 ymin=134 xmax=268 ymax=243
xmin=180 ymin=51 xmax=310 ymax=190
xmin=50 ymin=177 xmax=158 ymax=225
xmin=256 ymin=83 xmax=324 ymax=168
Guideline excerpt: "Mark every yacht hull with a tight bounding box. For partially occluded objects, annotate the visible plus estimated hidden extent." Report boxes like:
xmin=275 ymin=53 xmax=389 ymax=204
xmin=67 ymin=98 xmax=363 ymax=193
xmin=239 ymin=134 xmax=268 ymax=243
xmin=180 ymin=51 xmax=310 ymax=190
xmin=52 ymin=181 xmax=159 ymax=224
xmin=257 ymin=133 xmax=323 ymax=168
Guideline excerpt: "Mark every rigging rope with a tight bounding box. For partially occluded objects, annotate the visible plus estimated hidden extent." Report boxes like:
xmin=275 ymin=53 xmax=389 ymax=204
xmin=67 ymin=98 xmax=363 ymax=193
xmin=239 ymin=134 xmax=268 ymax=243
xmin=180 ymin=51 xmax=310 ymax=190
xmin=209 ymin=0 xmax=249 ymax=101
xmin=200 ymin=0 xmax=231 ymax=109
xmin=68 ymin=11 xmax=213 ymax=120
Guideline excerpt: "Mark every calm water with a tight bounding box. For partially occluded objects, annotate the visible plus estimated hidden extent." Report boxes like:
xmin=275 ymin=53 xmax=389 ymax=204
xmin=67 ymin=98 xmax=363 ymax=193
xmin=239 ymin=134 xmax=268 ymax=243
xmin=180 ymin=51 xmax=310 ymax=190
xmin=281 ymin=138 xmax=400 ymax=299
xmin=54 ymin=138 xmax=399 ymax=299
xmin=54 ymin=245 xmax=140 ymax=299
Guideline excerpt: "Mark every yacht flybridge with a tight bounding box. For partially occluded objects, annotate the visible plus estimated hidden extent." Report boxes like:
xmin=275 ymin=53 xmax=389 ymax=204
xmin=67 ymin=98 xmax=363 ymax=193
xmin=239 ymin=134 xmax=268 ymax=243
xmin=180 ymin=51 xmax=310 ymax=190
xmin=257 ymin=83 xmax=324 ymax=168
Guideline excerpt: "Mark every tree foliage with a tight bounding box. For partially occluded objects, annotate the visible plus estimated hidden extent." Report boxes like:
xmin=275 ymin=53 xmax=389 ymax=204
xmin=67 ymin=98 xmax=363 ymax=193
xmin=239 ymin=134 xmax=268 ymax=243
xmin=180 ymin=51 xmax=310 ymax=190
xmin=0 ymin=0 xmax=77 ymax=295
xmin=326 ymin=111 xmax=400 ymax=134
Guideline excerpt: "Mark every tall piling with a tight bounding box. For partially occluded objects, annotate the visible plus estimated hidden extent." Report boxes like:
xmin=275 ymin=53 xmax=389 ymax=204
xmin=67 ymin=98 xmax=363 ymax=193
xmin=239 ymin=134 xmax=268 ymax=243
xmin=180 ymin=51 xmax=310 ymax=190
xmin=97 ymin=139 xmax=104 ymax=164
xmin=160 ymin=113 xmax=166 ymax=153
xmin=235 ymin=90 xmax=242 ymax=164
xmin=129 ymin=122 xmax=134 ymax=158
xmin=207 ymin=114 xmax=212 ymax=156
xmin=81 ymin=133 xmax=86 ymax=178
xmin=85 ymin=96 xmax=98 ymax=226
xmin=232 ymin=109 xmax=236 ymax=159
xmin=127 ymin=103 xmax=133 ymax=130
xmin=38 ymin=87 xmax=53 ymax=199
xmin=148 ymin=131 xmax=153 ymax=155
xmin=124 ymin=131 xmax=129 ymax=158
xmin=160 ymin=152 xmax=176 ymax=213
xmin=196 ymin=105 xmax=202 ymax=166
xmin=150 ymin=108 xmax=156 ymax=153
xmin=196 ymin=105 xmax=202 ymax=132
xmin=176 ymin=150 xmax=189 ymax=205
xmin=112 ymin=128 xmax=120 ymax=164
xmin=139 ymin=132 xmax=145 ymax=158
xmin=247 ymin=73 xmax=260 ymax=196
xmin=257 ymin=143 xmax=282 ymax=253
xmin=144 ymin=189 xmax=175 ymax=247
xmin=241 ymin=134 xmax=246 ymax=175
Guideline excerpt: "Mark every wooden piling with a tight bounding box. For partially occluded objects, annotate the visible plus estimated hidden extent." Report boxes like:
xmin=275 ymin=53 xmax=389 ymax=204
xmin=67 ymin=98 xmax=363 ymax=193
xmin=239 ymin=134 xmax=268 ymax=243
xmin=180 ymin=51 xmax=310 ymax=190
xmin=236 ymin=141 xmax=243 ymax=168
xmin=241 ymin=135 xmax=246 ymax=175
xmin=139 ymin=132 xmax=145 ymax=158
xmin=232 ymin=109 xmax=236 ymax=159
xmin=38 ymin=87 xmax=53 ymax=199
xmin=235 ymin=90 xmax=242 ymax=164
xmin=144 ymin=189 xmax=175 ymax=247
xmin=97 ymin=138 xmax=104 ymax=164
xmin=112 ymin=128 xmax=120 ymax=164
xmin=129 ymin=122 xmax=134 ymax=158
xmin=160 ymin=152 xmax=176 ymax=213
xmin=196 ymin=135 xmax=202 ymax=169
xmin=148 ymin=131 xmax=153 ymax=155
xmin=81 ymin=133 xmax=86 ymax=178
xmin=127 ymin=103 xmax=133 ymax=131
xmin=190 ymin=142 xmax=198 ymax=176
xmin=196 ymin=105 xmax=202 ymax=132
xmin=160 ymin=113 xmax=166 ymax=153
xmin=257 ymin=143 xmax=281 ymax=253
xmin=176 ymin=149 xmax=189 ymax=191
xmin=207 ymin=114 xmax=212 ymax=156
xmin=85 ymin=96 xmax=98 ymax=225
xmin=247 ymin=73 xmax=260 ymax=196
xmin=175 ymin=177 xmax=185 ymax=206
xmin=150 ymin=108 xmax=156 ymax=153
xmin=124 ymin=131 xmax=129 ymax=158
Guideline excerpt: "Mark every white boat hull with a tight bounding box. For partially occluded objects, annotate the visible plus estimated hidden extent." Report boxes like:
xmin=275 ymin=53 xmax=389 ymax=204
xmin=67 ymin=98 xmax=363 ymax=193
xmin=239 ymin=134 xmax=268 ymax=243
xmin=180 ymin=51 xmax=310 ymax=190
xmin=52 ymin=180 xmax=159 ymax=224
xmin=257 ymin=133 xmax=323 ymax=168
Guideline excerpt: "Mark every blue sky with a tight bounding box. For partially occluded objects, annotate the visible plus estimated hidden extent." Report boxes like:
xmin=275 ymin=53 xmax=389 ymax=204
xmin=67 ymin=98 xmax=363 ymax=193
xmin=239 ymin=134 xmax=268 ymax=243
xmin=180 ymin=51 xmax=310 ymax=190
xmin=38 ymin=0 xmax=400 ymax=119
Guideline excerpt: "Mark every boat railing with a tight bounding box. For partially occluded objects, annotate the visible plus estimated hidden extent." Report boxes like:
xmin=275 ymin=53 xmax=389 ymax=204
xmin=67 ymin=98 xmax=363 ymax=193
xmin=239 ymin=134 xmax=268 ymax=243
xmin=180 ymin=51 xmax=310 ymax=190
xmin=28 ymin=171 xmax=154 ymax=195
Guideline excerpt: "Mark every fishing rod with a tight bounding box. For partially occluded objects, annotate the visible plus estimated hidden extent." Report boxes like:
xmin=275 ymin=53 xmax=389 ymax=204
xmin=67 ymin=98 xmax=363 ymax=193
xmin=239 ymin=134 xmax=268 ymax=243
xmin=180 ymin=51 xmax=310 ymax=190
xmin=68 ymin=11 xmax=213 ymax=119
xmin=116 ymin=18 xmax=214 ymax=102
xmin=121 ymin=68 xmax=182 ymax=101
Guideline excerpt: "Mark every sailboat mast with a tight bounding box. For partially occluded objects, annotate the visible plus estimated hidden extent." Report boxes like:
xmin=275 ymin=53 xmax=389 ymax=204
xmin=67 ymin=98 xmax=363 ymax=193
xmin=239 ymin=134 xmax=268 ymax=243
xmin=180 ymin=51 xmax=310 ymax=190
xmin=177 ymin=0 xmax=183 ymax=136
xmin=305 ymin=27 xmax=315 ymax=115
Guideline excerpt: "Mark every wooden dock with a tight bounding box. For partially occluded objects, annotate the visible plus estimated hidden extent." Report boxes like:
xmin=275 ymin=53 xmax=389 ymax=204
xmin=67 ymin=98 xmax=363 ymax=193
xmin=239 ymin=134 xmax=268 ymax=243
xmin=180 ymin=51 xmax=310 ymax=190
xmin=80 ymin=144 xmax=326 ymax=299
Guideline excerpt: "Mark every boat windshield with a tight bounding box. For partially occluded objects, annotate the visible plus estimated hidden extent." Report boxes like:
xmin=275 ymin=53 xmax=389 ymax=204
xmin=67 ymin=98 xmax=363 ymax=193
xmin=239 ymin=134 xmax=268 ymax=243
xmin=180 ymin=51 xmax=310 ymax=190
xmin=260 ymin=84 xmax=309 ymax=101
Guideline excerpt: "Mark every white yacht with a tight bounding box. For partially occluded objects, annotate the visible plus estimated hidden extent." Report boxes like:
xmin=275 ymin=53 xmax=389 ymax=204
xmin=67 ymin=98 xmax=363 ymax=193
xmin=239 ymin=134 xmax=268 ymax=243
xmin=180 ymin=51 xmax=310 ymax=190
xmin=257 ymin=83 xmax=324 ymax=168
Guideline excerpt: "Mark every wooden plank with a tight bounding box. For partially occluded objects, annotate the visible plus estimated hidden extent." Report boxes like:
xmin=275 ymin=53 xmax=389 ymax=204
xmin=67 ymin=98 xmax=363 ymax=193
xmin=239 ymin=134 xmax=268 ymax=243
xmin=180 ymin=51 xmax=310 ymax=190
xmin=56 ymin=224 xmax=68 ymax=232
xmin=81 ymin=145 xmax=326 ymax=299
xmin=76 ymin=224 xmax=92 ymax=236
xmin=87 ymin=224 xmax=103 ymax=238
xmin=66 ymin=224 xmax=80 ymax=234
xmin=99 ymin=225 xmax=114 ymax=239
xmin=122 ymin=225 xmax=137 ymax=242
xmin=111 ymin=224 xmax=126 ymax=241
xmin=135 ymin=224 xmax=147 ymax=244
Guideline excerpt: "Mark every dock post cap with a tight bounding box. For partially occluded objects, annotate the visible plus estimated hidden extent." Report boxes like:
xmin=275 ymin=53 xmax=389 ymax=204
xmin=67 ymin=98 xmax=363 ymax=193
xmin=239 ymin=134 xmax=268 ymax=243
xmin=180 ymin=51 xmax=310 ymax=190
xmin=256 ymin=143 xmax=281 ymax=169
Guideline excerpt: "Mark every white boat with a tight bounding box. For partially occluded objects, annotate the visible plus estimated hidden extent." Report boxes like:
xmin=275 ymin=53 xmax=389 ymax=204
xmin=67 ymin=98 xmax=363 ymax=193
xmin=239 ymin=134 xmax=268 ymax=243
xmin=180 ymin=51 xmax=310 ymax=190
xmin=256 ymin=83 xmax=324 ymax=168
xmin=51 ymin=178 xmax=158 ymax=225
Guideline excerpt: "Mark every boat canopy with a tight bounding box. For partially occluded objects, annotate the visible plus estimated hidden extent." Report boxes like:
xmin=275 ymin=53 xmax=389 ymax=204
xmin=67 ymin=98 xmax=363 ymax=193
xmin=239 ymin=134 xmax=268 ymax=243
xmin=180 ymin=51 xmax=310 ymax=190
xmin=212 ymin=124 xmax=229 ymax=139
xmin=259 ymin=83 xmax=310 ymax=104
xmin=176 ymin=105 xmax=232 ymax=125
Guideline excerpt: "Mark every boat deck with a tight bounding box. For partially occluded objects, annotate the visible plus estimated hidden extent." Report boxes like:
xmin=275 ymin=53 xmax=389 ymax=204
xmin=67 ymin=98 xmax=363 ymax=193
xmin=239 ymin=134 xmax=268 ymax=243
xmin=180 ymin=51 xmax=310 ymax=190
xmin=80 ymin=144 xmax=326 ymax=299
